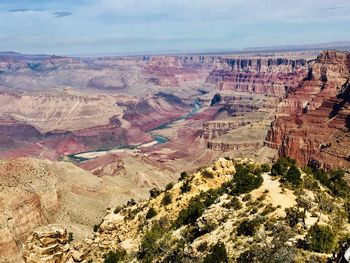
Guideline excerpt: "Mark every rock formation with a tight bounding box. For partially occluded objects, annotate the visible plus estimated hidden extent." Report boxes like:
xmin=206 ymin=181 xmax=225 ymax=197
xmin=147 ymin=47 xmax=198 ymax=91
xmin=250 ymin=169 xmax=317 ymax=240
xmin=0 ymin=156 xmax=175 ymax=263
xmin=266 ymin=50 xmax=350 ymax=168
xmin=206 ymin=57 xmax=307 ymax=97
xmin=22 ymin=225 xmax=72 ymax=263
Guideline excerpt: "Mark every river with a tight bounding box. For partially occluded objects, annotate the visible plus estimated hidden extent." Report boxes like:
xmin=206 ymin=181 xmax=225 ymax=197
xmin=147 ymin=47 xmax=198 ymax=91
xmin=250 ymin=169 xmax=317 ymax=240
xmin=67 ymin=99 xmax=203 ymax=162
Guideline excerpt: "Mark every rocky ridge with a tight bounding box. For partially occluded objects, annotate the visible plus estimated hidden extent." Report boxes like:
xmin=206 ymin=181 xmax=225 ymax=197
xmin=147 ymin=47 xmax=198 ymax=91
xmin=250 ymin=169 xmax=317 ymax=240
xmin=22 ymin=158 xmax=350 ymax=262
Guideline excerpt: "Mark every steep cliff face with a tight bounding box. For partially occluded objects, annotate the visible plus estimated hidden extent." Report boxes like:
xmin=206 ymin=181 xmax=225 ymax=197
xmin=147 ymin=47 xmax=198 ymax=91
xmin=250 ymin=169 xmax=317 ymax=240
xmin=0 ymin=155 xmax=179 ymax=263
xmin=206 ymin=57 xmax=307 ymax=97
xmin=266 ymin=50 xmax=350 ymax=168
xmin=0 ymin=158 xmax=103 ymax=263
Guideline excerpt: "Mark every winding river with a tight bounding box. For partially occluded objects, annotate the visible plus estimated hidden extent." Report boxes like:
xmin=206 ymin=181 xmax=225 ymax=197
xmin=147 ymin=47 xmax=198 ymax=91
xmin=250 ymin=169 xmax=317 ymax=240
xmin=67 ymin=99 xmax=203 ymax=162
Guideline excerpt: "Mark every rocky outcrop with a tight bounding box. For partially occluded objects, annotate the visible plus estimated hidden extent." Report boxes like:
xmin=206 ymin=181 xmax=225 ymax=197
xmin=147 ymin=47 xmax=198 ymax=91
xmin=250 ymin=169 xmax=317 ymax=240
xmin=24 ymin=159 xmax=236 ymax=262
xmin=266 ymin=50 xmax=350 ymax=168
xmin=207 ymin=141 xmax=262 ymax=151
xmin=22 ymin=225 xmax=73 ymax=263
xmin=0 ymin=158 xmax=105 ymax=263
xmin=202 ymin=119 xmax=252 ymax=140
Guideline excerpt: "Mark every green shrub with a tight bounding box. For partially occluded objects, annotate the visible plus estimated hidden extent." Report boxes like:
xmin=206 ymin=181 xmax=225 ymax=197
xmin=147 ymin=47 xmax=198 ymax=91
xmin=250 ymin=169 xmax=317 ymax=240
xmin=329 ymin=169 xmax=349 ymax=198
xmin=103 ymin=250 xmax=126 ymax=263
xmin=257 ymin=193 xmax=267 ymax=202
xmin=237 ymin=250 xmax=255 ymax=263
xmin=162 ymin=240 xmax=186 ymax=262
xmin=114 ymin=206 xmax=123 ymax=214
xmin=197 ymin=241 xmax=208 ymax=252
xmin=261 ymin=163 xmax=271 ymax=172
xmin=127 ymin=199 xmax=136 ymax=206
xmin=237 ymin=218 xmax=261 ymax=236
xmin=165 ymin=182 xmax=174 ymax=191
xmin=149 ymin=188 xmax=161 ymax=198
xmin=306 ymin=224 xmax=337 ymax=253
xmin=302 ymin=165 xmax=313 ymax=175
xmin=161 ymin=192 xmax=172 ymax=206
xmin=179 ymin=171 xmax=188 ymax=181
xmin=145 ymin=207 xmax=157 ymax=219
xmin=68 ymin=232 xmax=73 ymax=243
xmin=174 ymin=189 xmax=219 ymax=228
xmin=180 ymin=179 xmax=191 ymax=193
xmin=223 ymin=196 xmax=242 ymax=210
xmin=314 ymin=168 xmax=350 ymax=198
xmin=271 ymin=157 xmax=295 ymax=176
xmin=303 ymin=175 xmax=320 ymax=191
xmin=242 ymin=194 xmax=252 ymax=202
xmin=93 ymin=224 xmax=100 ymax=232
xmin=346 ymin=201 xmax=350 ymax=223
xmin=137 ymin=222 xmax=165 ymax=262
xmin=261 ymin=204 xmax=276 ymax=216
xmin=285 ymin=207 xmax=304 ymax=228
xmin=314 ymin=169 xmax=331 ymax=188
xmin=232 ymin=164 xmax=263 ymax=195
xmin=202 ymin=169 xmax=214 ymax=178
xmin=203 ymin=242 xmax=228 ymax=263
xmin=285 ymin=165 xmax=302 ymax=186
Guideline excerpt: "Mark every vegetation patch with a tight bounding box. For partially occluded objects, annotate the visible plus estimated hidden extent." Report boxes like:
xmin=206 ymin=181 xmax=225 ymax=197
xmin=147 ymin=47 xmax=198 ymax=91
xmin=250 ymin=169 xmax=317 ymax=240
xmin=306 ymin=224 xmax=337 ymax=253
xmin=203 ymin=242 xmax=228 ymax=263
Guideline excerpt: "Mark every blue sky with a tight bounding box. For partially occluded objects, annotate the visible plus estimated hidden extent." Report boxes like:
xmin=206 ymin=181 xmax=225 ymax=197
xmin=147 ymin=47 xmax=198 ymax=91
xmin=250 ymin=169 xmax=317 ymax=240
xmin=0 ymin=0 xmax=349 ymax=55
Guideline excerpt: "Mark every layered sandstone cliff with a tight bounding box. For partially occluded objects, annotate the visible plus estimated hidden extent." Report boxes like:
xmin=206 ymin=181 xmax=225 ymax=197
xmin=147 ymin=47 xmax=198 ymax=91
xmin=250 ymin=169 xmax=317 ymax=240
xmin=266 ymin=50 xmax=350 ymax=168
xmin=0 ymin=154 xmax=177 ymax=263
xmin=0 ymin=158 xmax=104 ymax=263
xmin=206 ymin=57 xmax=308 ymax=97
xmin=144 ymin=56 xmax=219 ymax=87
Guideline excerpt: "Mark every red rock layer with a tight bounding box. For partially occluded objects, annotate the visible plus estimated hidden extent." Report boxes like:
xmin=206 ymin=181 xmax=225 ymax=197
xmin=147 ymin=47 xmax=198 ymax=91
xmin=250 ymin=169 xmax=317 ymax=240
xmin=144 ymin=56 xmax=219 ymax=86
xmin=266 ymin=50 xmax=350 ymax=168
xmin=206 ymin=58 xmax=307 ymax=97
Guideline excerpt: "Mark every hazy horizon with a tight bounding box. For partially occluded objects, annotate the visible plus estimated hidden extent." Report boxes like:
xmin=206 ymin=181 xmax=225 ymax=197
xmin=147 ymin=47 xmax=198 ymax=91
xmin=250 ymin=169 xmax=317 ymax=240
xmin=0 ymin=0 xmax=349 ymax=55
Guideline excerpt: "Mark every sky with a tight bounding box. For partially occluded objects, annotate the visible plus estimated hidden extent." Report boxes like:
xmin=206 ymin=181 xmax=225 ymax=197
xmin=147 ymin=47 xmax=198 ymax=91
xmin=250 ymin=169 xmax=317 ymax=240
xmin=0 ymin=0 xmax=349 ymax=55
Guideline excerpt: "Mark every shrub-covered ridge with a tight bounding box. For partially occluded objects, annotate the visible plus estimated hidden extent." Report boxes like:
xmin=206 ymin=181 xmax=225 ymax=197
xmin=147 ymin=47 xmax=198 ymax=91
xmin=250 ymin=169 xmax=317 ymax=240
xmin=23 ymin=157 xmax=350 ymax=263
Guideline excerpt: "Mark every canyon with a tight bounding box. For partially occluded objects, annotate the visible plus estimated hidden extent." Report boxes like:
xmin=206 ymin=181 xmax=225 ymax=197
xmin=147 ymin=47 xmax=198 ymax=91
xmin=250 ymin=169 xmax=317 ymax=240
xmin=1 ymin=49 xmax=350 ymax=262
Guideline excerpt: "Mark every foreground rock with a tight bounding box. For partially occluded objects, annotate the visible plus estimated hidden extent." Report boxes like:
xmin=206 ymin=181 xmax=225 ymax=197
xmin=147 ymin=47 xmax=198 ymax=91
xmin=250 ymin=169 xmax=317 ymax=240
xmin=23 ymin=225 xmax=72 ymax=263
xmin=0 ymin=157 xmax=175 ymax=263
xmin=23 ymin=158 xmax=350 ymax=262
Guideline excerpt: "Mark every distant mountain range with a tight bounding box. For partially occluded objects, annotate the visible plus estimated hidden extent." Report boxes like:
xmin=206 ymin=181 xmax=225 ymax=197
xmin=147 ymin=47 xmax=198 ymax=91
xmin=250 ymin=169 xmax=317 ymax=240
xmin=2 ymin=41 xmax=350 ymax=58
xmin=243 ymin=41 xmax=350 ymax=53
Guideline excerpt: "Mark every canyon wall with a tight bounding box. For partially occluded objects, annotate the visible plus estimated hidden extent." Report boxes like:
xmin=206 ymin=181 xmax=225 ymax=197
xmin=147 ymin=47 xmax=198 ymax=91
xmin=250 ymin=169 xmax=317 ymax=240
xmin=266 ymin=50 xmax=350 ymax=168
xmin=200 ymin=57 xmax=309 ymax=153
xmin=206 ymin=57 xmax=307 ymax=97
